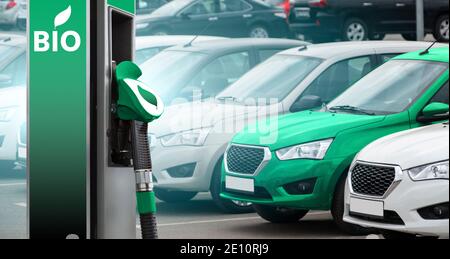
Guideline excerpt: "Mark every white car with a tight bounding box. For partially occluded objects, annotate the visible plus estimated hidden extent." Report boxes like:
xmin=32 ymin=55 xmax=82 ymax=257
xmin=344 ymin=123 xmax=449 ymax=239
xmin=135 ymin=35 xmax=226 ymax=64
xmin=0 ymin=0 xmax=22 ymax=28
xmin=0 ymin=34 xmax=25 ymax=171
xmin=148 ymin=41 xmax=439 ymax=213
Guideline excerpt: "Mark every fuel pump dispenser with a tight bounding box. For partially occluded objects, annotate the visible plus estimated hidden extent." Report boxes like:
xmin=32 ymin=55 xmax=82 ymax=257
xmin=28 ymin=0 xmax=161 ymax=239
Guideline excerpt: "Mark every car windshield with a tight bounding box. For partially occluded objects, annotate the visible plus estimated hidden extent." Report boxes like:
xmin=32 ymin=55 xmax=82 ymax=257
xmin=150 ymin=0 xmax=193 ymax=17
xmin=328 ymin=59 xmax=448 ymax=115
xmin=216 ymin=54 xmax=323 ymax=105
xmin=139 ymin=50 xmax=206 ymax=102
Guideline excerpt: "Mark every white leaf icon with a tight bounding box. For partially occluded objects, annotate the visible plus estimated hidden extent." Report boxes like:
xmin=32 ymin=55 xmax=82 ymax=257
xmin=54 ymin=6 xmax=71 ymax=29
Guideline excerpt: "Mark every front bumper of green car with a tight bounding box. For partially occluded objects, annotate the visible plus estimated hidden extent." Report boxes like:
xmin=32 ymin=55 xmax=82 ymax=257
xmin=220 ymin=144 xmax=352 ymax=210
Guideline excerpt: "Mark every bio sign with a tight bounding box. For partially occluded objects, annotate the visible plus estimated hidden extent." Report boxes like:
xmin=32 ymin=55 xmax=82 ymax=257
xmin=29 ymin=0 xmax=88 ymax=239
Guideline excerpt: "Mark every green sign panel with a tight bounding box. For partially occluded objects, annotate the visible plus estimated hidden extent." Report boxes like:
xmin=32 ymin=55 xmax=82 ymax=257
xmin=108 ymin=0 xmax=136 ymax=14
xmin=29 ymin=0 xmax=88 ymax=238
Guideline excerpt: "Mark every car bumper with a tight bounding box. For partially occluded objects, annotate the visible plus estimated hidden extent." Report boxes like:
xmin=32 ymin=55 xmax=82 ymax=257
xmin=221 ymin=149 xmax=351 ymax=210
xmin=0 ymin=121 xmax=20 ymax=161
xmin=151 ymin=142 xmax=227 ymax=192
xmin=344 ymin=168 xmax=449 ymax=238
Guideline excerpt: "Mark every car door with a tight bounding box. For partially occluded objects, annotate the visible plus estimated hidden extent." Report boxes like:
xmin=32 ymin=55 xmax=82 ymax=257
xmin=372 ymin=0 xmax=415 ymax=33
xmin=173 ymin=0 xmax=220 ymax=35
xmin=292 ymin=55 xmax=376 ymax=110
xmin=215 ymin=0 xmax=253 ymax=37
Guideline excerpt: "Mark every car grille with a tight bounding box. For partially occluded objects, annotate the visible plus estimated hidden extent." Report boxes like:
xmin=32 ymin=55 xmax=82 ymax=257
xmin=226 ymin=145 xmax=265 ymax=175
xmin=351 ymin=163 xmax=396 ymax=197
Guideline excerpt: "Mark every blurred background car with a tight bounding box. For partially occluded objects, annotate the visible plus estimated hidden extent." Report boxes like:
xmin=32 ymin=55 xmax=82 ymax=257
xmin=137 ymin=0 xmax=170 ymax=15
xmin=288 ymin=0 xmax=449 ymax=43
xmin=139 ymin=38 xmax=306 ymax=104
xmin=136 ymin=0 xmax=292 ymax=38
xmin=0 ymin=33 xmax=25 ymax=172
xmin=0 ymin=0 xmax=22 ymax=30
xmin=136 ymin=35 xmax=226 ymax=64
xmin=148 ymin=41 xmax=433 ymax=214
xmin=15 ymin=0 xmax=25 ymax=31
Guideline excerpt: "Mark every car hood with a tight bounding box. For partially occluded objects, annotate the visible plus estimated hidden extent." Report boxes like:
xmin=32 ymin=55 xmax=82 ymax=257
xmin=0 ymin=86 xmax=26 ymax=108
xmin=356 ymin=123 xmax=450 ymax=169
xmin=232 ymin=111 xmax=386 ymax=150
xmin=148 ymin=100 xmax=264 ymax=137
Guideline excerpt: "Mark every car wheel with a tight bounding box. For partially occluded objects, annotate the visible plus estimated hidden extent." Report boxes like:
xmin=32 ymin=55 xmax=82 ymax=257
xmin=331 ymin=171 xmax=374 ymax=235
xmin=249 ymin=25 xmax=270 ymax=38
xmin=433 ymin=15 xmax=449 ymax=42
xmin=382 ymin=230 xmax=439 ymax=240
xmin=254 ymin=204 xmax=309 ymax=223
xmin=401 ymin=33 xmax=417 ymax=41
xmin=154 ymin=188 xmax=197 ymax=203
xmin=210 ymin=159 xmax=254 ymax=214
xmin=16 ymin=20 xmax=26 ymax=31
xmin=342 ymin=18 xmax=369 ymax=41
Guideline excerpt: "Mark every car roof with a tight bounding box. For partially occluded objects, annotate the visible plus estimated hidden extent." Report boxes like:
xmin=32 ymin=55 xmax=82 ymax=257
xmin=0 ymin=33 xmax=26 ymax=48
xmin=394 ymin=46 xmax=449 ymax=63
xmin=136 ymin=35 xmax=228 ymax=50
xmin=165 ymin=38 xmax=308 ymax=54
xmin=279 ymin=41 xmax=446 ymax=59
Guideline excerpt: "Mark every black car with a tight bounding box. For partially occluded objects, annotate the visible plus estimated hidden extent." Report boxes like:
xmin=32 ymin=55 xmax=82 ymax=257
xmin=136 ymin=0 xmax=169 ymax=15
xmin=136 ymin=0 xmax=291 ymax=38
xmin=288 ymin=0 xmax=449 ymax=42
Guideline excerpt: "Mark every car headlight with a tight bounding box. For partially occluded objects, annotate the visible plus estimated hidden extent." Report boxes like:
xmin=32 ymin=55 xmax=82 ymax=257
xmin=408 ymin=161 xmax=449 ymax=181
xmin=276 ymin=139 xmax=333 ymax=161
xmin=160 ymin=128 xmax=210 ymax=147
xmin=0 ymin=107 xmax=16 ymax=122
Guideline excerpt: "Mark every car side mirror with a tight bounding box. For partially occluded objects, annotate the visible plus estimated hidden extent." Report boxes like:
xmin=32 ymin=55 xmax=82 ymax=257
xmin=290 ymin=95 xmax=323 ymax=113
xmin=417 ymin=102 xmax=449 ymax=123
xmin=0 ymin=74 xmax=12 ymax=87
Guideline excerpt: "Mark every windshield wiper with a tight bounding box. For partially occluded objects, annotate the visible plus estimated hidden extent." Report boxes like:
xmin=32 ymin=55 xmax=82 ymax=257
xmin=329 ymin=105 xmax=376 ymax=115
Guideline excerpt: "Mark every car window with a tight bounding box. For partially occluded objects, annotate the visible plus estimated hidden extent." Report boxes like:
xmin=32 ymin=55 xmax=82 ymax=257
xmin=380 ymin=53 xmax=400 ymax=64
xmin=258 ymin=49 xmax=282 ymax=62
xmin=219 ymin=0 xmax=252 ymax=12
xmin=328 ymin=60 xmax=449 ymax=115
xmin=185 ymin=51 xmax=250 ymax=98
xmin=217 ymin=54 xmax=323 ymax=104
xmin=183 ymin=0 xmax=217 ymax=15
xmin=0 ymin=53 xmax=26 ymax=89
xmin=151 ymin=0 xmax=193 ymax=17
xmin=301 ymin=56 xmax=372 ymax=103
xmin=430 ymin=82 xmax=449 ymax=105
xmin=135 ymin=47 xmax=162 ymax=65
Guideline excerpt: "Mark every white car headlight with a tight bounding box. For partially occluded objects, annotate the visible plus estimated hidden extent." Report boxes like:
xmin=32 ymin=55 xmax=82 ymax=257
xmin=408 ymin=161 xmax=449 ymax=181
xmin=0 ymin=107 xmax=16 ymax=122
xmin=160 ymin=128 xmax=210 ymax=147
xmin=276 ymin=139 xmax=333 ymax=161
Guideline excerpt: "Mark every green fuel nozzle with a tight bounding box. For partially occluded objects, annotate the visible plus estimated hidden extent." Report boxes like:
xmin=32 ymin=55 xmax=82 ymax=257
xmin=115 ymin=61 xmax=164 ymax=239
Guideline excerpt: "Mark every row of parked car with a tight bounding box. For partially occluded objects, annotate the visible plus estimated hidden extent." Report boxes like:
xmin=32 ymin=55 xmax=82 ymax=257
xmin=135 ymin=0 xmax=450 ymax=42
xmin=0 ymin=31 xmax=448 ymax=238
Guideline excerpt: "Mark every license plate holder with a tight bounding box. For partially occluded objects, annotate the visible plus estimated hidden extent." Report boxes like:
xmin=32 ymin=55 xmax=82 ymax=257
xmin=225 ymin=175 xmax=255 ymax=193
xmin=350 ymin=197 xmax=384 ymax=217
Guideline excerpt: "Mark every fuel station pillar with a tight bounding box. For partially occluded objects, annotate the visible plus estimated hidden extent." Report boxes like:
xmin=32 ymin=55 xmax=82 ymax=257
xmin=28 ymin=0 xmax=138 ymax=239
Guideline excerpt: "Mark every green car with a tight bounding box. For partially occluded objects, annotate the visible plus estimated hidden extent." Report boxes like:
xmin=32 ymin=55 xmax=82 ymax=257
xmin=220 ymin=47 xmax=449 ymax=234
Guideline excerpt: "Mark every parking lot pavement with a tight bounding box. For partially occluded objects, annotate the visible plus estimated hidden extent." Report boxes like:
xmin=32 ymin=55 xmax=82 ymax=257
xmin=0 ymin=175 xmax=27 ymax=239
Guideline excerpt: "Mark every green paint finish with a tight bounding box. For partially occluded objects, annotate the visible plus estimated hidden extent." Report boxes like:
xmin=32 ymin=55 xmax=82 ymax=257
xmin=29 ymin=0 xmax=88 ymax=238
xmin=108 ymin=0 xmax=135 ymax=14
xmin=221 ymin=48 xmax=449 ymax=210
xmin=136 ymin=192 xmax=157 ymax=214
xmin=116 ymin=61 xmax=164 ymax=123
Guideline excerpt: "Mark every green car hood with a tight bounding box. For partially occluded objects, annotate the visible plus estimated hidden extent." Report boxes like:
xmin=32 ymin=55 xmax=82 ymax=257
xmin=232 ymin=111 xmax=386 ymax=151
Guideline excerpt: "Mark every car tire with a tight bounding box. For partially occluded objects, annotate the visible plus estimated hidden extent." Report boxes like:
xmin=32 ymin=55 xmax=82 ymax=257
xmin=249 ymin=25 xmax=270 ymax=38
xmin=210 ymin=158 xmax=254 ymax=214
xmin=154 ymin=188 xmax=197 ymax=203
xmin=382 ymin=230 xmax=439 ymax=240
xmin=342 ymin=18 xmax=369 ymax=41
xmin=401 ymin=33 xmax=417 ymax=41
xmin=254 ymin=204 xmax=309 ymax=223
xmin=433 ymin=15 xmax=449 ymax=42
xmin=331 ymin=171 xmax=374 ymax=235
